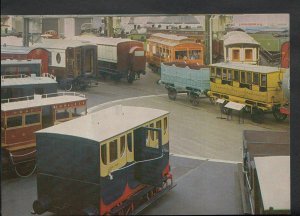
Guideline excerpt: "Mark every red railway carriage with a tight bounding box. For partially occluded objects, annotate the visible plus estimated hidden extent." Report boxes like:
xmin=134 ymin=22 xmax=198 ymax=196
xmin=33 ymin=105 xmax=174 ymax=215
xmin=1 ymin=45 xmax=50 ymax=74
xmin=1 ymin=92 xmax=87 ymax=177
xmin=281 ymin=41 xmax=290 ymax=69
xmin=71 ymin=35 xmax=146 ymax=83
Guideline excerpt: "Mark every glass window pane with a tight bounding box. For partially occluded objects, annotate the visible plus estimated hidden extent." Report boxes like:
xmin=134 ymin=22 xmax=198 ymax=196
xmin=241 ymin=71 xmax=246 ymax=83
xmin=127 ymin=133 xmax=132 ymax=152
xmin=253 ymin=73 xmax=259 ymax=85
xmin=109 ymin=139 xmax=118 ymax=162
xmin=222 ymin=69 xmax=227 ymax=80
xmin=216 ymin=68 xmax=221 ymax=78
xmin=188 ymin=50 xmax=201 ymax=60
xmin=234 ymin=70 xmax=239 ymax=81
xmin=245 ymin=49 xmax=253 ymax=60
xmin=120 ymin=136 xmax=125 ymax=157
xmin=163 ymin=117 xmax=168 ymax=135
xmin=261 ymin=74 xmax=267 ymax=87
xmin=228 ymin=70 xmax=233 ymax=81
xmin=7 ymin=116 xmax=22 ymax=128
xmin=175 ymin=50 xmax=188 ymax=60
xmin=156 ymin=120 xmax=161 ymax=139
xmin=25 ymin=113 xmax=40 ymax=125
xmin=150 ymin=123 xmax=154 ymax=140
xmin=247 ymin=72 xmax=252 ymax=84
xmin=101 ymin=144 xmax=107 ymax=165
xmin=233 ymin=49 xmax=240 ymax=60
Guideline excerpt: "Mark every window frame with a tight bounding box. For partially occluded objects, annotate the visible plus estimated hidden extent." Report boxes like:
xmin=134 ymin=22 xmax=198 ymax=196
xmin=6 ymin=114 xmax=23 ymax=129
xmin=245 ymin=49 xmax=253 ymax=61
xmin=25 ymin=112 xmax=41 ymax=126
xmin=232 ymin=49 xmax=240 ymax=61
xmin=101 ymin=143 xmax=108 ymax=165
xmin=109 ymin=139 xmax=118 ymax=163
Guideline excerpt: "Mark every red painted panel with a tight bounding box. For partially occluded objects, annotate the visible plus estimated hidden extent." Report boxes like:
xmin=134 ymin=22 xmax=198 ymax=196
xmin=27 ymin=48 xmax=50 ymax=74
xmin=281 ymin=42 xmax=290 ymax=69
xmin=4 ymin=124 xmax=41 ymax=145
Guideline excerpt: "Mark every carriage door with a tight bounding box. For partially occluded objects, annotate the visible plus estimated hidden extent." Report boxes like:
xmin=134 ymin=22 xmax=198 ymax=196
xmin=133 ymin=126 xmax=164 ymax=187
xmin=66 ymin=48 xmax=75 ymax=78
xmin=74 ymin=48 xmax=82 ymax=77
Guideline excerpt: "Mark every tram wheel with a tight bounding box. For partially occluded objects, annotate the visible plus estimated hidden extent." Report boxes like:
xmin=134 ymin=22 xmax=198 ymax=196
xmin=272 ymin=106 xmax=288 ymax=121
xmin=14 ymin=161 xmax=36 ymax=177
xmin=64 ymin=82 xmax=72 ymax=91
xmin=168 ymin=89 xmax=177 ymax=100
xmin=190 ymin=94 xmax=200 ymax=106
xmin=251 ymin=108 xmax=264 ymax=123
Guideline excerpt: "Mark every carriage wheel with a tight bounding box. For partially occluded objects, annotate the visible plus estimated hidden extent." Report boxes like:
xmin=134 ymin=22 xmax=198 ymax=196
xmin=251 ymin=107 xmax=264 ymax=123
xmin=168 ymin=89 xmax=177 ymax=100
xmin=190 ymin=94 xmax=200 ymax=106
xmin=14 ymin=161 xmax=36 ymax=177
xmin=272 ymin=106 xmax=288 ymax=121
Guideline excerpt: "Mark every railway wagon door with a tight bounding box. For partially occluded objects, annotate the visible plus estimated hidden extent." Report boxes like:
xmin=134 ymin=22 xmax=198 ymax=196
xmin=133 ymin=127 xmax=164 ymax=187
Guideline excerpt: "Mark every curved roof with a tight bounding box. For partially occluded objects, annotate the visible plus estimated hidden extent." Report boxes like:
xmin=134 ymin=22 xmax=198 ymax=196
xmin=70 ymin=35 xmax=133 ymax=46
xmin=210 ymin=62 xmax=281 ymax=73
xmin=151 ymin=33 xmax=188 ymax=41
xmin=36 ymin=105 xmax=169 ymax=143
xmin=31 ymin=39 xmax=94 ymax=50
xmin=223 ymin=31 xmax=259 ymax=46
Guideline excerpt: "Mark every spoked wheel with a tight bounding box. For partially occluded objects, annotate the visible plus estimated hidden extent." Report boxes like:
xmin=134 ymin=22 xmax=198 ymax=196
xmin=272 ymin=106 xmax=288 ymax=122
xmin=251 ymin=107 xmax=264 ymax=123
xmin=168 ymin=88 xmax=177 ymax=100
xmin=64 ymin=82 xmax=73 ymax=91
xmin=189 ymin=94 xmax=200 ymax=106
xmin=14 ymin=161 xmax=36 ymax=177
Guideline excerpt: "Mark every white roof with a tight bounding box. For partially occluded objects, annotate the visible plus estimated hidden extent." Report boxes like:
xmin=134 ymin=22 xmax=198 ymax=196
xmin=225 ymin=101 xmax=245 ymax=111
xmin=2 ymin=94 xmax=86 ymax=112
xmin=151 ymin=33 xmax=188 ymax=41
xmin=1 ymin=76 xmax=57 ymax=87
xmin=36 ymin=105 xmax=169 ymax=143
xmin=1 ymin=59 xmax=41 ymax=65
xmin=223 ymin=31 xmax=259 ymax=46
xmin=254 ymin=156 xmax=290 ymax=211
xmin=210 ymin=62 xmax=281 ymax=73
xmin=31 ymin=39 xmax=94 ymax=50
xmin=1 ymin=45 xmax=32 ymax=55
xmin=70 ymin=35 xmax=133 ymax=46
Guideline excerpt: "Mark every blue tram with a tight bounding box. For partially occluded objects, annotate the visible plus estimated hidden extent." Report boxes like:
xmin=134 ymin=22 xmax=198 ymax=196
xmin=33 ymin=105 xmax=173 ymax=215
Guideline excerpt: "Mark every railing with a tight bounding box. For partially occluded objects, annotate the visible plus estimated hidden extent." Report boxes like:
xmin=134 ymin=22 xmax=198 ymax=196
xmin=41 ymin=73 xmax=56 ymax=80
xmin=1 ymin=92 xmax=85 ymax=104
xmin=1 ymin=74 xmax=29 ymax=80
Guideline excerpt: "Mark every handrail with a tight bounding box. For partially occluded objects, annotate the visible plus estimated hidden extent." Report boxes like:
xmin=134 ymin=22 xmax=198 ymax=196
xmin=1 ymin=74 xmax=29 ymax=80
xmin=41 ymin=73 xmax=57 ymax=80
xmin=1 ymin=91 xmax=85 ymax=104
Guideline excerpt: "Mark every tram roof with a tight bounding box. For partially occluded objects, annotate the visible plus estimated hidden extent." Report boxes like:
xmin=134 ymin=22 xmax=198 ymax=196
xmin=1 ymin=94 xmax=86 ymax=112
xmin=1 ymin=59 xmax=41 ymax=65
xmin=210 ymin=62 xmax=282 ymax=73
xmin=70 ymin=35 xmax=133 ymax=46
xmin=223 ymin=31 xmax=259 ymax=46
xmin=36 ymin=105 xmax=169 ymax=143
xmin=148 ymin=33 xmax=196 ymax=47
xmin=1 ymin=76 xmax=57 ymax=87
xmin=151 ymin=33 xmax=188 ymax=41
xmin=31 ymin=39 xmax=94 ymax=50
xmin=254 ymin=156 xmax=290 ymax=211
xmin=1 ymin=45 xmax=32 ymax=54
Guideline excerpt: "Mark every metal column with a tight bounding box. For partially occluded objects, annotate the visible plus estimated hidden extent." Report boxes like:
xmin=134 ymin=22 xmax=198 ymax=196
xmin=23 ymin=17 xmax=30 ymax=47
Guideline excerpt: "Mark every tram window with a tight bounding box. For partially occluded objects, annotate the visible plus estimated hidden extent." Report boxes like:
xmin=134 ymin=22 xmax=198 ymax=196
xmin=232 ymin=49 xmax=240 ymax=61
xmin=56 ymin=110 xmax=70 ymax=120
xmin=7 ymin=116 xmax=22 ymax=128
xmin=188 ymin=50 xmax=200 ymax=60
xmin=234 ymin=70 xmax=239 ymax=81
xmin=228 ymin=70 xmax=233 ymax=81
xmin=120 ymin=135 xmax=126 ymax=157
xmin=253 ymin=73 xmax=259 ymax=85
xmin=25 ymin=113 xmax=40 ymax=125
xmin=241 ymin=71 xmax=246 ymax=83
xmin=127 ymin=133 xmax=132 ymax=152
xmin=163 ymin=117 xmax=168 ymax=135
xmin=261 ymin=74 xmax=267 ymax=87
xmin=1 ymin=118 xmax=5 ymax=128
xmin=222 ymin=69 xmax=227 ymax=80
xmin=101 ymin=144 xmax=107 ymax=165
xmin=216 ymin=68 xmax=221 ymax=78
xmin=156 ymin=120 xmax=162 ymax=139
xmin=246 ymin=72 xmax=252 ymax=84
xmin=245 ymin=49 xmax=253 ymax=60
xmin=175 ymin=50 xmax=187 ymax=60
xmin=109 ymin=139 xmax=118 ymax=162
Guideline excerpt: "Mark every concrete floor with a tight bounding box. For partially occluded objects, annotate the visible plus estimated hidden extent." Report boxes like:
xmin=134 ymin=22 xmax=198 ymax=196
xmin=1 ymin=69 xmax=289 ymax=215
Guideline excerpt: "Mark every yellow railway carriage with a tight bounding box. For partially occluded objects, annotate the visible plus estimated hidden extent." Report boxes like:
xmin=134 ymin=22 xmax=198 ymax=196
xmin=207 ymin=62 xmax=288 ymax=122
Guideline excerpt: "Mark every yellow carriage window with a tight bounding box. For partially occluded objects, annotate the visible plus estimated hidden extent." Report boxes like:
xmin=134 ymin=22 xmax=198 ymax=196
xmin=101 ymin=144 xmax=107 ymax=165
xmin=228 ymin=70 xmax=233 ymax=81
xmin=211 ymin=67 xmax=216 ymax=77
xmin=188 ymin=50 xmax=201 ymax=60
xmin=261 ymin=74 xmax=267 ymax=87
xmin=241 ymin=71 xmax=246 ymax=83
xmin=222 ymin=69 xmax=227 ymax=80
xmin=234 ymin=70 xmax=239 ymax=81
xmin=246 ymin=72 xmax=252 ymax=84
xmin=25 ymin=113 xmax=40 ymax=125
xmin=109 ymin=139 xmax=118 ymax=162
xmin=156 ymin=120 xmax=162 ymax=139
xmin=120 ymin=135 xmax=126 ymax=157
xmin=127 ymin=133 xmax=133 ymax=152
xmin=175 ymin=50 xmax=187 ymax=60
xmin=216 ymin=68 xmax=221 ymax=78
xmin=253 ymin=73 xmax=259 ymax=85
xmin=163 ymin=117 xmax=168 ymax=134
xmin=7 ymin=115 xmax=22 ymax=128
xmin=149 ymin=123 xmax=154 ymax=141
